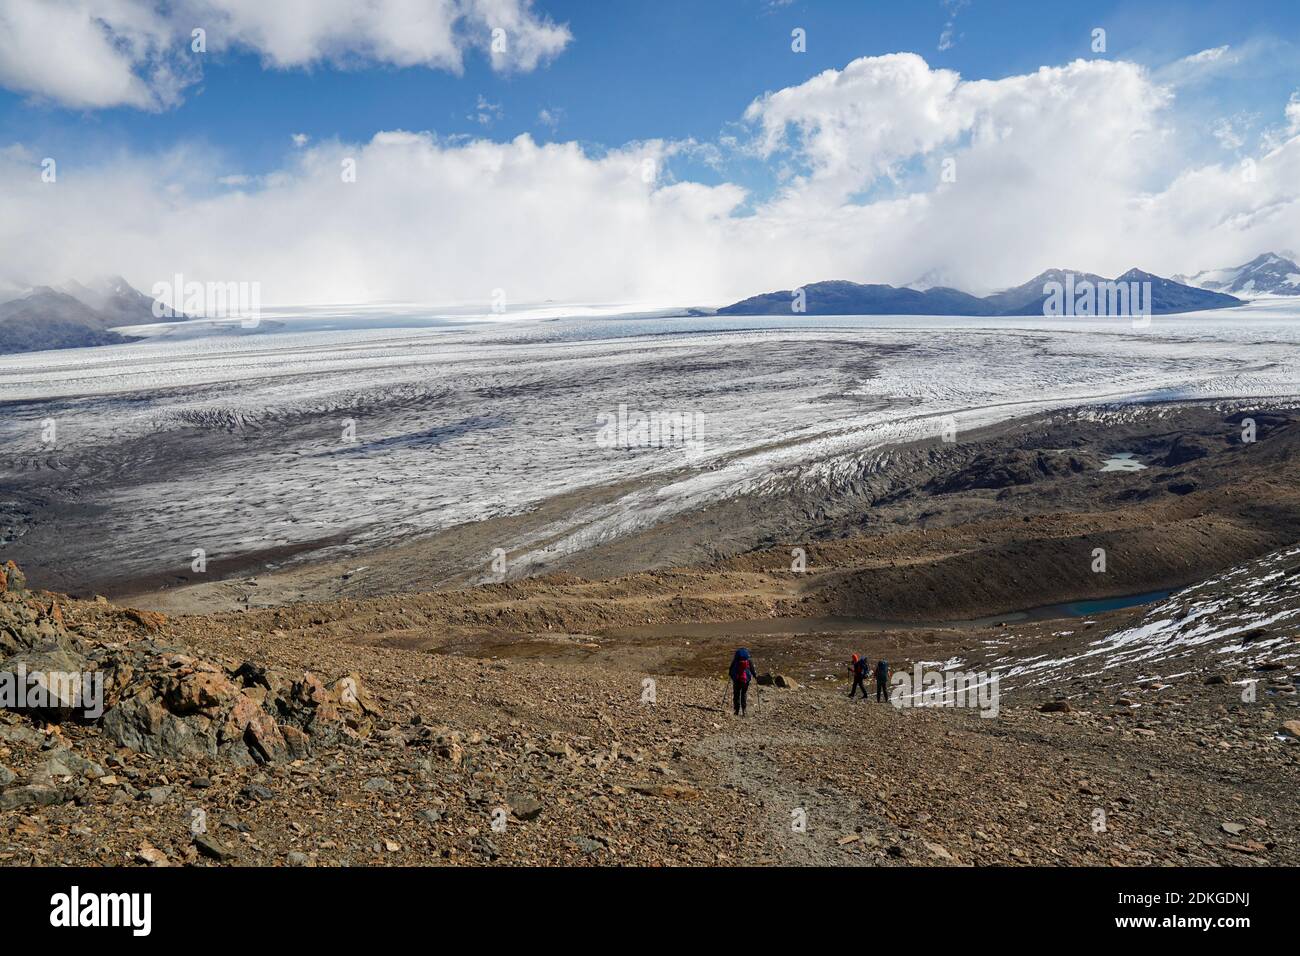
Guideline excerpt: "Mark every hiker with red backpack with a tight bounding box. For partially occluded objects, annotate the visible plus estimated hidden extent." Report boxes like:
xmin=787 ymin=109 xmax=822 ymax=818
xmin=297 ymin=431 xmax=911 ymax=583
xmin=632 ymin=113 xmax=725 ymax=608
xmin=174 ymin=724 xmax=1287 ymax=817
xmin=849 ymin=653 xmax=870 ymax=699
xmin=729 ymin=647 xmax=756 ymax=717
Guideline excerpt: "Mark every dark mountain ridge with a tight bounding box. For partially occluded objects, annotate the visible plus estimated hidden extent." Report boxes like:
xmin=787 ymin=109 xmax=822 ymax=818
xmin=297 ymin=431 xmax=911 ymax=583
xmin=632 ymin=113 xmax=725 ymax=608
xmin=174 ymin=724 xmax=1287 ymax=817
xmin=718 ymin=268 xmax=1244 ymax=317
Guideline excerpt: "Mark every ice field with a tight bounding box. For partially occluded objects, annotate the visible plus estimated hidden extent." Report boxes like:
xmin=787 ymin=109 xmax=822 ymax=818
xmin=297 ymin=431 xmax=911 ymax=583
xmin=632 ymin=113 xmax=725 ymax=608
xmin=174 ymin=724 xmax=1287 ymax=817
xmin=3 ymin=300 xmax=1300 ymax=587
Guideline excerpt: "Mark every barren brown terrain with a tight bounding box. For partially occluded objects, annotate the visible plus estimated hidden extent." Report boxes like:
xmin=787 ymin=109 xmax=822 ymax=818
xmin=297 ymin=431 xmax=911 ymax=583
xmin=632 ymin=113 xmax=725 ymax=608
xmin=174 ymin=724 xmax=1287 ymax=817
xmin=1 ymin=401 xmax=1297 ymax=866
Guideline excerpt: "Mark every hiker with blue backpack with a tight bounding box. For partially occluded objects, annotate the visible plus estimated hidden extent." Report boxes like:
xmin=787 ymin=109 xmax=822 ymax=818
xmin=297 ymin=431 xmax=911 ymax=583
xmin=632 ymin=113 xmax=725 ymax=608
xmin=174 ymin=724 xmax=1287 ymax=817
xmin=849 ymin=653 xmax=871 ymax=699
xmin=729 ymin=647 xmax=756 ymax=716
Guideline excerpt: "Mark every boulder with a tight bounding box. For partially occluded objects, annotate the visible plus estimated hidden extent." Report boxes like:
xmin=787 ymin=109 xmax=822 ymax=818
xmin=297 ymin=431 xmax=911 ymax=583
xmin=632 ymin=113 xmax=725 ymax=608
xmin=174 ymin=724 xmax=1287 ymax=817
xmin=123 ymin=608 xmax=167 ymax=633
xmin=103 ymin=689 xmax=217 ymax=761
xmin=137 ymin=843 xmax=171 ymax=867
xmin=280 ymin=725 xmax=311 ymax=760
xmin=508 ymin=793 xmax=544 ymax=821
xmin=0 ymin=561 xmax=26 ymax=594
xmin=4 ymin=643 xmax=93 ymax=711
xmin=243 ymin=711 xmax=290 ymax=764
xmin=32 ymin=748 xmax=104 ymax=784
xmin=193 ymin=833 xmax=235 ymax=861
xmin=164 ymin=670 xmax=241 ymax=716
xmin=0 ymin=784 xmax=66 ymax=810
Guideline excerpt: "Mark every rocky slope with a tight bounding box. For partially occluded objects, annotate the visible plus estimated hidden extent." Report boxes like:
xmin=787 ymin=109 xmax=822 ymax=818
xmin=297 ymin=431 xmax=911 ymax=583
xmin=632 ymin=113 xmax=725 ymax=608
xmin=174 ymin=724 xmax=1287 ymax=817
xmin=0 ymin=544 xmax=1295 ymax=867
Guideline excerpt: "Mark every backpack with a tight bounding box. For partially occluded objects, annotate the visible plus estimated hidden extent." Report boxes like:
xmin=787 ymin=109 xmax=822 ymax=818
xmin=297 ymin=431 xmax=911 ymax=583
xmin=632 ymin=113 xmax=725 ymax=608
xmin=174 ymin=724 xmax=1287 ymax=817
xmin=732 ymin=650 xmax=752 ymax=684
xmin=854 ymin=658 xmax=869 ymax=678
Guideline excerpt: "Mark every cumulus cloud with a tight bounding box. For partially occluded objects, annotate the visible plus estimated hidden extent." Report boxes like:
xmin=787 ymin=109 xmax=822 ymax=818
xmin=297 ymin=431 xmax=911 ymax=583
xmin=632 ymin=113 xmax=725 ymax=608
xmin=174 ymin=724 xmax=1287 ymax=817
xmin=3 ymin=53 xmax=1299 ymax=306
xmin=0 ymin=0 xmax=180 ymax=109
xmin=0 ymin=132 xmax=749 ymax=306
xmin=0 ymin=0 xmax=570 ymax=110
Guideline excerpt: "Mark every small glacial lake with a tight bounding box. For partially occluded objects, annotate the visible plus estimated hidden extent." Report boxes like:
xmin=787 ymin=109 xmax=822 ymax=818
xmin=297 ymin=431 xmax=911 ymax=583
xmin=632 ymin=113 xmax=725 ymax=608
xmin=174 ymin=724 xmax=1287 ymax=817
xmin=1100 ymin=452 xmax=1147 ymax=472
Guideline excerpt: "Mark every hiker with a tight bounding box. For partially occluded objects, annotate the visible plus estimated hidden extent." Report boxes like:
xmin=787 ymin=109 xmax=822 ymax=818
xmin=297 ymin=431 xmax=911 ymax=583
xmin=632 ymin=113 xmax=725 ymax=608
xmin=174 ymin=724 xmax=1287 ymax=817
xmin=849 ymin=653 xmax=870 ymax=699
xmin=875 ymin=658 xmax=890 ymax=702
xmin=729 ymin=647 xmax=756 ymax=716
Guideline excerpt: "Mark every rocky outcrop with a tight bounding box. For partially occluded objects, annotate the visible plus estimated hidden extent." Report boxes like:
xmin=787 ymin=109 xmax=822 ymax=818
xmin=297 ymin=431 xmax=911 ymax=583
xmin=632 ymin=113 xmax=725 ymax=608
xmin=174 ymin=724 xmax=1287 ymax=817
xmin=0 ymin=562 xmax=380 ymax=767
xmin=1160 ymin=434 xmax=1213 ymax=467
xmin=927 ymin=450 xmax=1088 ymax=494
xmin=100 ymin=655 xmax=379 ymax=765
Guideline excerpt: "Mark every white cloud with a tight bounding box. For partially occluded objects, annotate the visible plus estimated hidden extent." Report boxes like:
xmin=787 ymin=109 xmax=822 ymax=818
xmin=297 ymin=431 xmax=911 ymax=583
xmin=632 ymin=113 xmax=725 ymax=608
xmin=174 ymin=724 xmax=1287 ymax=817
xmin=0 ymin=0 xmax=180 ymax=109
xmin=470 ymin=95 xmax=503 ymax=125
xmin=745 ymin=53 xmax=1172 ymax=226
xmin=2 ymin=53 xmax=1299 ymax=306
xmin=1212 ymin=117 xmax=1246 ymax=151
xmin=937 ymin=0 xmax=969 ymax=52
xmin=537 ymin=107 xmax=563 ymax=131
xmin=0 ymin=0 xmax=571 ymax=110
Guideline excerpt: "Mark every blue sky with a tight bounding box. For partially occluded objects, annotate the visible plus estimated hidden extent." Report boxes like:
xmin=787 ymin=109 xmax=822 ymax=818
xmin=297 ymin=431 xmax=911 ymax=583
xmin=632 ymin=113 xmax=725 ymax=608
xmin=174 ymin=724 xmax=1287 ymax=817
xmin=3 ymin=0 xmax=1298 ymax=194
xmin=1 ymin=0 xmax=1298 ymax=306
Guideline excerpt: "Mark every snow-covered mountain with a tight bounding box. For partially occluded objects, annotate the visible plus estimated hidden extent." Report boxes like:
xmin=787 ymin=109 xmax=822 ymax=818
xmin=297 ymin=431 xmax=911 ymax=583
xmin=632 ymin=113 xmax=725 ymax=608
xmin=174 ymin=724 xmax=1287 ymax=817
xmin=0 ymin=277 xmax=173 ymax=355
xmin=1175 ymin=252 xmax=1300 ymax=297
xmin=57 ymin=276 xmax=161 ymax=323
xmin=719 ymin=267 xmax=1242 ymax=316
xmin=0 ymin=288 xmax=133 ymax=354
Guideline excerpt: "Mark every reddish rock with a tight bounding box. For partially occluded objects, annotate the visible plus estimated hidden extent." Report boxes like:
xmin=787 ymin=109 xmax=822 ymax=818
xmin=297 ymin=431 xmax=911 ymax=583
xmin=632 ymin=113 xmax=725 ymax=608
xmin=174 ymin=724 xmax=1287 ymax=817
xmin=244 ymin=711 xmax=289 ymax=763
xmin=124 ymin=607 xmax=168 ymax=633
xmin=0 ymin=561 xmax=25 ymax=594
xmin=281 ymin=725 xmax=312 ymax=760
xmin=165 ymin=671 xmax=240 ymax=715
xmin=220 ymin=694 xmax=263 ymax=742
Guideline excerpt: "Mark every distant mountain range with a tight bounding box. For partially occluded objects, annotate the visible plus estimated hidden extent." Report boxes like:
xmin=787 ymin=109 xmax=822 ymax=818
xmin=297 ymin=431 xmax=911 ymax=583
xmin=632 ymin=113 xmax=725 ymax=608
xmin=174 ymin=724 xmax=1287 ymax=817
xmin=0 ymin=255 xmax=1291 ymax=357
xmin=0 ymin=277 xmax=176 ymax=355
xmin=1174 ymin=252 xmax=1300 ymax=297
xmin=718 ymin=266 xmax=1246 ymax=317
